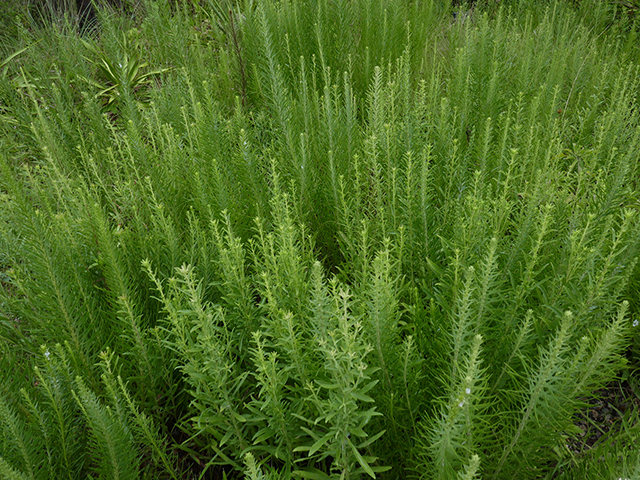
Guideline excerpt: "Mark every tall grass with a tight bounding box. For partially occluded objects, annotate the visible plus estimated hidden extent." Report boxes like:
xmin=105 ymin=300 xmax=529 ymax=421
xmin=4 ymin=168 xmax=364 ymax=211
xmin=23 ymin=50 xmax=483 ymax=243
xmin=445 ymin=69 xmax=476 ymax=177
xmin=1 ymin=0 xmax=639 ymax=478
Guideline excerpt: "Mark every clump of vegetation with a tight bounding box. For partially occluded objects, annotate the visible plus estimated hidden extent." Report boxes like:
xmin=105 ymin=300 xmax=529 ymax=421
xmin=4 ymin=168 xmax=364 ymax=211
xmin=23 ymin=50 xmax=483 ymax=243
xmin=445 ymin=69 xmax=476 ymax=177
xmin=1 ymin=0 xmax=639 ymax=478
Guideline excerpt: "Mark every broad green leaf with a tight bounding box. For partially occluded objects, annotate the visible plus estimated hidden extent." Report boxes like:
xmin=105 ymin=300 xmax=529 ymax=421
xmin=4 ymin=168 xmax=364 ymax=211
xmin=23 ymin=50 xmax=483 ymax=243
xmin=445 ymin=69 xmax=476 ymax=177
xmin=349 ymin=439 xmax=376 ymax=478
xmin=309 ymin=432 xmax=332 ymax=456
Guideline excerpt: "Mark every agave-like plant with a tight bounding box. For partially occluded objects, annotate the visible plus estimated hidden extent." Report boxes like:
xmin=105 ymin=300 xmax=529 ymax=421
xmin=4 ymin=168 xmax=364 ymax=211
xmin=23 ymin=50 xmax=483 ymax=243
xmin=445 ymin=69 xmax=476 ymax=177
xmin=79 ymin=33 xmax=171 ymax=112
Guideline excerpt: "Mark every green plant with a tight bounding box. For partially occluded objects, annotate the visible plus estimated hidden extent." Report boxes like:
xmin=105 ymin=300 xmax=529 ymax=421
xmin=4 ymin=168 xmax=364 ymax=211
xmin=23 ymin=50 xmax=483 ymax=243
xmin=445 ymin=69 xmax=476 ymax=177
xmin=0 ymin=45 xmax=33 ymax=80
xmin=1 ymin=0 xmax=640 ymax=479
xmin=612 ymin=0 xmax=640 ymax=21
xmin=0 ymin=0 xmax=27 ymax=43
xmin=80 ymin=31 xmax=171 ymax=112
xmin=193 ymin=0 xmax=253 ymax=103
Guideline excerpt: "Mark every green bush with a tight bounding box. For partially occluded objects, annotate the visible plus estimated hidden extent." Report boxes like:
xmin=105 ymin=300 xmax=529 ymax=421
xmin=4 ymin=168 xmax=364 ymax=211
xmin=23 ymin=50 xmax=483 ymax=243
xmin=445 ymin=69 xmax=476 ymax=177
xmin=0 ymin=0 xmax=639 ymax=478
xmin=0 ymin=0 xmax=27 ymax=44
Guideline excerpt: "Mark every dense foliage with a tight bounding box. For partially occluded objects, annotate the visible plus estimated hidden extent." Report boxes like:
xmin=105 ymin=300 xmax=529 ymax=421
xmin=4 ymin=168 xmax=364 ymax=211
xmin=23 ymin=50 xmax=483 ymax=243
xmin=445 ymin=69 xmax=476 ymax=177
xmin=1 ymin=0 xmax=640 ymax=478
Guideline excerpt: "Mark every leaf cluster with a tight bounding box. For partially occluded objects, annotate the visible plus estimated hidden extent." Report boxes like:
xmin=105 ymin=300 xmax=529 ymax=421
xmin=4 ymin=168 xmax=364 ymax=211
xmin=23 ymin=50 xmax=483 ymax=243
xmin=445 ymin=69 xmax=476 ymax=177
xmin=0 ymin=1 xmax=639 ymax=479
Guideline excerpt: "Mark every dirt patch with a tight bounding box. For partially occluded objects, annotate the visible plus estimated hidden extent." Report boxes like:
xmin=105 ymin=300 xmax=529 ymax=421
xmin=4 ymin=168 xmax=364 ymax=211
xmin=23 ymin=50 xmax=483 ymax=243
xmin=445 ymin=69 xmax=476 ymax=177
xmin=568 ymin=380 xmax=640 ymax=453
